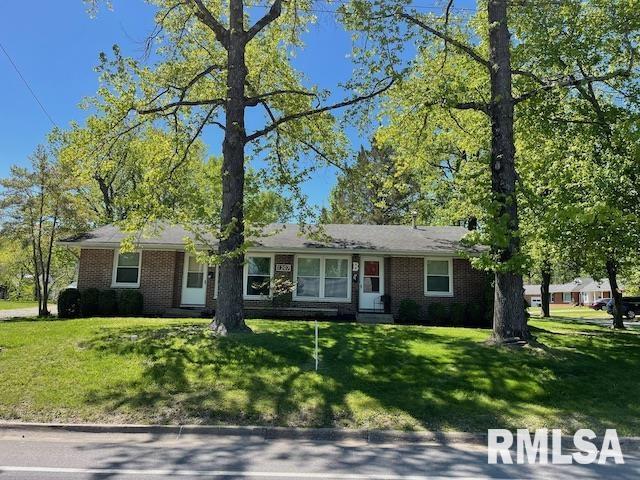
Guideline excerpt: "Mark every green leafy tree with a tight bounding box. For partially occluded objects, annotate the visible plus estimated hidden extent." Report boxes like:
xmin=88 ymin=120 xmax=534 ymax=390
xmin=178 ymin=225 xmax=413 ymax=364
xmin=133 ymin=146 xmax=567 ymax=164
xmin=0 ymin=239 xmax=34 ymax=300
xmin=0 ymin=146 xmax=86 ymax=316
xmin=85 ymin=0 xmax=392 ymax=334
xmin=327 ymin=141 xmax=431 ymax=225
xmin=512 ymin=0 xmax=640 ymax=327
xmin=342 ymin=0 xmax=636 ymax=342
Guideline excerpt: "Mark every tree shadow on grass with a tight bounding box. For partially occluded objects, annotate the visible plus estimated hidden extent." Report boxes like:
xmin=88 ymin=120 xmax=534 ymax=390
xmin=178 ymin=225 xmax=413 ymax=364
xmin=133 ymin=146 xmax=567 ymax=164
xmin=81 ymin=320 xmax=640 ymax=434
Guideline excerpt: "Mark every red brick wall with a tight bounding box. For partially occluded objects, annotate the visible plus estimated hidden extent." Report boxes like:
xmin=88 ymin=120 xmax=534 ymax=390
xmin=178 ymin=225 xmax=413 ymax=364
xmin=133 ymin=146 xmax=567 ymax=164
xmin=77 ymin=248 xmax=178 ymax=314
xmin=78 ymin=248 xmax=488 ymax=319
xmin=388 ymin=257 xmax=488 ymax=321
xmin=139 ymin=251 xmax=178 ymax=313
xmin=77 ymin=249 xmax=114 ymax=290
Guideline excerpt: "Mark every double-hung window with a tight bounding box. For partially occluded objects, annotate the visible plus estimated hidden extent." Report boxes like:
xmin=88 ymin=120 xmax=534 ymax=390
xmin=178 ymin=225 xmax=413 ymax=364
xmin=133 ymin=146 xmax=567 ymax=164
xmin=324 ymin=258 xmax=349 ymax=298
xmin=245 ymin=256 xmax=272 ymax=297
xmin=295 ymin=256 xmax=350 ymax=301
xmin=112 ymin=250 xmax=142 ymax=288
xmin=424 ymin=258 xmax=453 ymax=296
xmin=296 ymin=258 xmax=321 ymax=298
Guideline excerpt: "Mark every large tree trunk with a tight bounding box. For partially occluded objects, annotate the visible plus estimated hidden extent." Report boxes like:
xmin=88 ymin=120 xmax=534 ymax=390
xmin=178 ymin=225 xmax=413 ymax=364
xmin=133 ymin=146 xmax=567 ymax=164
xmin=487 ymin=0 xmax=530 ymax=342
xmin=541 ymin=260 xmax=552 ymax=318
xmin=606 ymin=258 xmax=625 ymax=329
xmin=211 ymin=0 xmax=251 ymax=335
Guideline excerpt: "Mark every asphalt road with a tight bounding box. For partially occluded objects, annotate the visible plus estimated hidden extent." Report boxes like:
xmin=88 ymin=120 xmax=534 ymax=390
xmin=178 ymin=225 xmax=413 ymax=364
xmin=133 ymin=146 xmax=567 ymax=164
xmin=0 ymin=428 xmax=638 ymax=480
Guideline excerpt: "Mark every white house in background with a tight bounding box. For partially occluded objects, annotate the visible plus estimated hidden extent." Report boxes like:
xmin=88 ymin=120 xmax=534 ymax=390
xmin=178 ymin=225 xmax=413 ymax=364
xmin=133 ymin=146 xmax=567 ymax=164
xmin=524 ymin=277 xmax=622 ymax=306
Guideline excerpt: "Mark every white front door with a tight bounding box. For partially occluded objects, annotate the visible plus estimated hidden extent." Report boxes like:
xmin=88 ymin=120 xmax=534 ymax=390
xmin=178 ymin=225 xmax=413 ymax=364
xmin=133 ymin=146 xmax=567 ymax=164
xmin=359 ymin=256 xmax=384 ymax=311
xmin=181 ymin=253 xmax=207 ymax=306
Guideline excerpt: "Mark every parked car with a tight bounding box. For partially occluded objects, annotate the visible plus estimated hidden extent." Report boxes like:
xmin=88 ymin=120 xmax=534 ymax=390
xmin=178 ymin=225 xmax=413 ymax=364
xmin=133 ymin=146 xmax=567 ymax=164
xmin=606 ymin=297 xmax=640 ymax=319
xmin=590 ymin=298 xmax=611 ymax=310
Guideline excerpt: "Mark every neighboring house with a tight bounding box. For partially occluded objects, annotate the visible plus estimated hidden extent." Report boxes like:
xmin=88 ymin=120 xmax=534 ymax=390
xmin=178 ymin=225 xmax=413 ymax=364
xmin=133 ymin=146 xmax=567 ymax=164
xmin=524 ymin=277 xmax=620 ymax=306
xmin=60 ymin=223 xmax=489 ymax=322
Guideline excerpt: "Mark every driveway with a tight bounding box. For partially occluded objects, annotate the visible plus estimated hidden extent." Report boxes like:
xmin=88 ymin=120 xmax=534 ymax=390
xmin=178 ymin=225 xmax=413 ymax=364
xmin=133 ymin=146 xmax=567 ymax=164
xmin=0 ymin=305 xmax=56 ymax=320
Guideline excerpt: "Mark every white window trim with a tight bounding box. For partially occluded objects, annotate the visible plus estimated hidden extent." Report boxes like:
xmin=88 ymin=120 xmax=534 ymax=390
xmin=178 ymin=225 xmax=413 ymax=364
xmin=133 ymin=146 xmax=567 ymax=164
xmin=293 ymin=255 xmax=352 ymax=303
xmin=243 ymin=254 xmax=275 ymax=300
xmin=424 ymin=257 xmax=454 ymax=297
xmin=111 ymin=249 xmax=142 ymax=288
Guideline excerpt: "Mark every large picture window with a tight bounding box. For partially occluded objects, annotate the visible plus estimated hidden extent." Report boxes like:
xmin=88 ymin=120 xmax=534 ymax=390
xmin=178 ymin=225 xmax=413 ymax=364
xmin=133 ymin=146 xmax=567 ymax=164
xmin=245 ymin=256 xmax=272 ymax=297
xmin=112 ymin=250 xmax=141 ymax=287
xmin=424 ymin=258 xmax=453 ymax=296
xmin=294 ymin=256 xmax=350 ymax=301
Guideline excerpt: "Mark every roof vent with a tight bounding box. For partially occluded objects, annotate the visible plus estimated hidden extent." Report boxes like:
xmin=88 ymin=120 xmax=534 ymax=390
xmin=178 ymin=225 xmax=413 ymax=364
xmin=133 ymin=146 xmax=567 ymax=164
xmin=411 ymin=211 xmax=418 ymax=229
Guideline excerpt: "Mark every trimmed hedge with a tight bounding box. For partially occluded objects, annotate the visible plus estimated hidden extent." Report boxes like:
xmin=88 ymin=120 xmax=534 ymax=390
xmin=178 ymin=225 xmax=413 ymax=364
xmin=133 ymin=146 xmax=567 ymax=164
xmin=118 ymin=290 xmax=144 ymax=316
xmin=427 ymin=302 xmax=449 ymax=325
xmin=450 ymin=303 xmax=466 ymax=326
xmin=398 ymin=299 xmax=421 ymax=324
xmin=98 ymin=289 xmax=118 ymax=316
xmin=57 ymin=288 xmax=81 ymax=319
xmin=80 ymin=288 xmax=100 ymax=317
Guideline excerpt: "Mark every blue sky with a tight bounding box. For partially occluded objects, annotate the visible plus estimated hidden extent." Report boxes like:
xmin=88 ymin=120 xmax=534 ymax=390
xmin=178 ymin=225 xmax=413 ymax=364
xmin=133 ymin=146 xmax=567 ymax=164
xmin=0 ymin=1 xmax=364 ymax=208
xmin=0 ymin=1 xmax=473 ymax=208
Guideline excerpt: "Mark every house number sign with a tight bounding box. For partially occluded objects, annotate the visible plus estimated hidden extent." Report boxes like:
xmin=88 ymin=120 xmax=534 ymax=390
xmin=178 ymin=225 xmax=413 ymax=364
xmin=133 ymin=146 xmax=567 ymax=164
xmin=275 ymin=264 xmax=292 ymax=272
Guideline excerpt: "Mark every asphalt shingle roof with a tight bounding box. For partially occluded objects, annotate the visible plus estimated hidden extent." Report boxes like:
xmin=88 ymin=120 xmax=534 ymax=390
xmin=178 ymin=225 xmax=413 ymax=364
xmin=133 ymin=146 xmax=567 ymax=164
xmin=60 ymin=223 xmax=481 ymax=256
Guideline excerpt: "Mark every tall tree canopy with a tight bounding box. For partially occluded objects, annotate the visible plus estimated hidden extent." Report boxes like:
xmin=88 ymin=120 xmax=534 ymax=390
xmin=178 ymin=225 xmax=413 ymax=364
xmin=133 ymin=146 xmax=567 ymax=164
xmin=341 ymin=0 xmax=638 ymax=342
xmin=326 ymin=141 xmax=432 ymax=225
xmin=85 ymin=0 xmax=393 ymax=334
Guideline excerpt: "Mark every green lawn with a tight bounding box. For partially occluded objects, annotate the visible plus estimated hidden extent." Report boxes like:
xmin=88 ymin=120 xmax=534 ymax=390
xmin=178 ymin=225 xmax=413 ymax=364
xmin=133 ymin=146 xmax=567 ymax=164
xmin=0 ymin=316 xmax=638 ymax=434
xmin=0 ymin=300 xmax=38 ymax=310
xmin=529 ymin=305 xmax=612 ymax=320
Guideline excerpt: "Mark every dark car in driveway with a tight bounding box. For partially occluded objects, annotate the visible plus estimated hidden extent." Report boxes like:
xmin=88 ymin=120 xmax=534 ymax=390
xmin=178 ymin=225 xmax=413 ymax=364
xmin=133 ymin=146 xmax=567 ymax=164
xmin=590 ymin=298 xmax=611 ymax=310
xmin=606 ymin=297 xmax=640 ymax=319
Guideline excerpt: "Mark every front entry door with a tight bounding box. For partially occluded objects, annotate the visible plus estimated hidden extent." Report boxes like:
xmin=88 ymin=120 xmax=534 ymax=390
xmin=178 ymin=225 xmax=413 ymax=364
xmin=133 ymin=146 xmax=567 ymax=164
xmin=359 ymin=257 xmax=384 ymax=311
xmin=181 ymin=253 xmax=207 ymax=306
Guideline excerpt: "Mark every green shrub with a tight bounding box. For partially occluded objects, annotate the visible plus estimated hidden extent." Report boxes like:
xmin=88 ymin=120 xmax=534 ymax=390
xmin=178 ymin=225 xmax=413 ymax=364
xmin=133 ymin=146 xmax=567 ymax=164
xmin=98 ymin=289 xmax=118 ymax=316
xmin=427 ymin=302 xmax=448 ymax=325
xmin=398 ymin=299 xmax=421 ymax=324
xmin=80 ymin=288 xmax=100 ymax=317
xmin=450 ymin=303 xmax=466 ymax=326
xmin=466 ymin=302 xmax=484 ymax=326
xmin=118 ymin=290 xmax=144 ymax=316
xmin=57 ymin=288 xmax=81 ymax=319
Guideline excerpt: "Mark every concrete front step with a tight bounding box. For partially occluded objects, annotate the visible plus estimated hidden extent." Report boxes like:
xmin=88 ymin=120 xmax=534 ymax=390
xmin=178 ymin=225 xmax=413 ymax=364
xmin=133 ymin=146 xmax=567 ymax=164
xmin=356 ymin=313 xmax=395 ymax=324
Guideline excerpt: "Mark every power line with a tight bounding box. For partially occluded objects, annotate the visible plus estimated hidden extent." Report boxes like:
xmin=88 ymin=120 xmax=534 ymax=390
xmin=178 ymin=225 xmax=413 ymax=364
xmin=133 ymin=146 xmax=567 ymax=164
xmin=0 ymin=41 xmax=58 ymax=127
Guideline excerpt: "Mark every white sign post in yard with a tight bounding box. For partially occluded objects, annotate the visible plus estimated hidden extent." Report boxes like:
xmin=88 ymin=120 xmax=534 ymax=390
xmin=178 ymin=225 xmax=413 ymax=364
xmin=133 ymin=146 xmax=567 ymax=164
xmin=314 ymin=320 xmax=319 ymax=372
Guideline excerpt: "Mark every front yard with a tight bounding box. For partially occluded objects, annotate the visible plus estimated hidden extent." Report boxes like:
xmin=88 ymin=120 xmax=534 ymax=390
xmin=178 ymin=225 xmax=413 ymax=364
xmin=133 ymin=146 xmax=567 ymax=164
xmin=0 ymin=316 xmax=638 ymax=434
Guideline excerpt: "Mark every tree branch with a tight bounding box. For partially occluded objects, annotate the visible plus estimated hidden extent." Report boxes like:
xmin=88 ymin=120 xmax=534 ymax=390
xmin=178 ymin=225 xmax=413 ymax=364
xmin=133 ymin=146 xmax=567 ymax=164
xmin=189 ymin=0 xmax=229 ymax=49
xmin=244 ymin=89 xmax=318 ymax=107
xmin=246 ymin=78 xmax=396 ymax=142
xmin=399 ymin=12 xmax=489 ymax=68
xmin=513 ymin=69 xmax=632 ymax=104
xmin=137 ymin=98 xmax=225 ymax=115
xmin=247 ymin=0 xmax=282 ymax=42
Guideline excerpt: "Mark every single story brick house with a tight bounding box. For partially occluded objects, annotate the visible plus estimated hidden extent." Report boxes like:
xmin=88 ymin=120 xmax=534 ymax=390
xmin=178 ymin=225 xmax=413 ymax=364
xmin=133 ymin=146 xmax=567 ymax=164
xmin=524 ymin=277 xmax=619 ymax=307
xmin=60 ymin=223 xmax=489 ymax=321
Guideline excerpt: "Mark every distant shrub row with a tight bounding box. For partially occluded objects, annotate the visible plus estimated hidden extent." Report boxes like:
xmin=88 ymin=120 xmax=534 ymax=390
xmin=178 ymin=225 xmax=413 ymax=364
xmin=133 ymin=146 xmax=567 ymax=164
xmin=58 ymin=288 xmax=143 ymax=319
xmin=397 ymin=299 xmax=491 ymax=327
